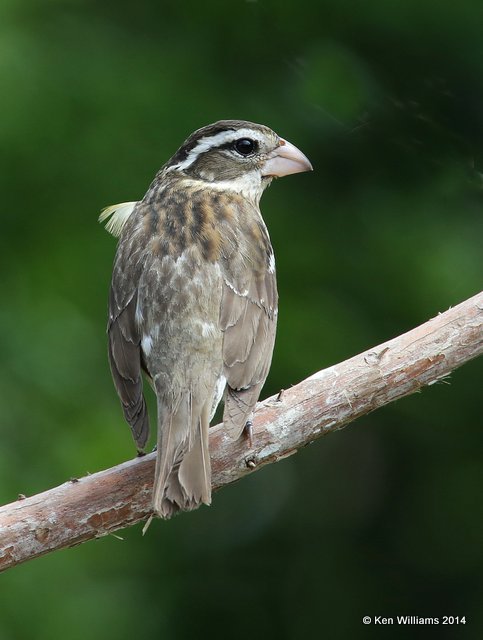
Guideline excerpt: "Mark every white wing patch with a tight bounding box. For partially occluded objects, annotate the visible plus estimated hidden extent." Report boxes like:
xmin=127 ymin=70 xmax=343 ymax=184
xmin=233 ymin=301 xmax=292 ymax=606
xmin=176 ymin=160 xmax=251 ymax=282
xmin=141 ymin=334 xmax=153 ymax=356
xmin=268 ymin=252 xmax=276 ymax=274
xmin=99 ymin=201 xmax=138 ymax=237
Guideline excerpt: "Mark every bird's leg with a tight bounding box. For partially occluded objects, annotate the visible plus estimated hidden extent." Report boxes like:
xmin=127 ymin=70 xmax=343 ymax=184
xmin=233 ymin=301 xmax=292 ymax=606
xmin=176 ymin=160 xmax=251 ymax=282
xmin=244 ymin=415 xmax=254 ymax=447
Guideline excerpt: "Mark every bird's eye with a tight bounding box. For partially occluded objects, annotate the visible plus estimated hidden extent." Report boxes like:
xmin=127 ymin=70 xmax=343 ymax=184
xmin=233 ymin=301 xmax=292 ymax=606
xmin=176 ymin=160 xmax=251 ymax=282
xmin=234 ymin=138 xmax=257 ymax=156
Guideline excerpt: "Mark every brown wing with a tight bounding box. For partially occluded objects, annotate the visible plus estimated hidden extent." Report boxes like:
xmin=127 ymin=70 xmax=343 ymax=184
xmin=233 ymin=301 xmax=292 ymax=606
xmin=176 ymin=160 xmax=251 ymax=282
xmin=107 ymin=210 xmax=150 ymax=451
xmin=220 ymin=262 xmax=278 ymax=439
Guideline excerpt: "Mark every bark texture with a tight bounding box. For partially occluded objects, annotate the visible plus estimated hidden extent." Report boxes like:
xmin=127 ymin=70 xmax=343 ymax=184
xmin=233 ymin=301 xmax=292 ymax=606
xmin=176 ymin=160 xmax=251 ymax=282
xmin=0 ymin=291 xmax=481 ymax=572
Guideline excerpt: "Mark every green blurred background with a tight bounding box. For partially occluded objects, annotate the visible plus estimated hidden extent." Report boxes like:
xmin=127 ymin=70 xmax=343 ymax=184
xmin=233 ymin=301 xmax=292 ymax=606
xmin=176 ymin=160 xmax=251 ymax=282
xmin=1 ymin=1 xmax=482 ymax=638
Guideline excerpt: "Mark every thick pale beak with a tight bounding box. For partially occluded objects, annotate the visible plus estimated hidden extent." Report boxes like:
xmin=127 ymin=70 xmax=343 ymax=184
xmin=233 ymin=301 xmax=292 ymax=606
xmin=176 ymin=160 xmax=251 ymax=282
xmin=261 ymin=139 xmax=313 ymax=177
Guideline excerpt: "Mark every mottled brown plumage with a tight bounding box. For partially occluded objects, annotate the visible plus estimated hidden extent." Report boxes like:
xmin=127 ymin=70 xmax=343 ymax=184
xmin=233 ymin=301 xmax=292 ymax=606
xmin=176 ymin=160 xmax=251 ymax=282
xmin=102 ymin=120 xmax=312 ymax=518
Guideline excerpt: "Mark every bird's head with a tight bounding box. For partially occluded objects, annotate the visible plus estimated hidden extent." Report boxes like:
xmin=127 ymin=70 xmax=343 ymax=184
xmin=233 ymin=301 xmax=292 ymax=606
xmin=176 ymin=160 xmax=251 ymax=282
xmin=162 ymin=119 xmax=312 ymax=202
xmin=100 ymin=120 xmax=312 ymax=237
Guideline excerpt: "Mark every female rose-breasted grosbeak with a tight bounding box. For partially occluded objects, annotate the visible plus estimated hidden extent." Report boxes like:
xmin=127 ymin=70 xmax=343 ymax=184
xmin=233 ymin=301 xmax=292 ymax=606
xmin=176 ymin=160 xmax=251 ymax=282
xmin=101 ymin=120 xmax=312 ymax=518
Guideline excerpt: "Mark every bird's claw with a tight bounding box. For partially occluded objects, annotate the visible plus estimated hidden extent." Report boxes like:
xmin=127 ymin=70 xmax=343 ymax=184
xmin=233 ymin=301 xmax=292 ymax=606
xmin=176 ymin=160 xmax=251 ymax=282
xmin=244 ymin=420 xmax=254 ymax=447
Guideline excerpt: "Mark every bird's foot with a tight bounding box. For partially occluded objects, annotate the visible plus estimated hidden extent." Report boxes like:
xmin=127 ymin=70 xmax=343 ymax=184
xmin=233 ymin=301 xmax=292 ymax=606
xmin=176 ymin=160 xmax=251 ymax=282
xmin=244 ymin=420 xmax=254 ymax=447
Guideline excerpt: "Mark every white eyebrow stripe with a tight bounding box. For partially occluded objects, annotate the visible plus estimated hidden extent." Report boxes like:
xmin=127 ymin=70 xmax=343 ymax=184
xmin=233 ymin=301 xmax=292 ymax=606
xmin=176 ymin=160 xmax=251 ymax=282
xmin=171 ymin=128 xmax=267 ymax=172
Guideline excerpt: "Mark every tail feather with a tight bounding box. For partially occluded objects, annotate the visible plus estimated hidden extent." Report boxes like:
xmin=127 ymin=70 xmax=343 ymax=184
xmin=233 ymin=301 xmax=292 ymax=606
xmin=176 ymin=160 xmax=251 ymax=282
xmin=153 ymin=394 xmax=212 ymax=519
xmin=178 ymin=402 xmax=211 ymax=504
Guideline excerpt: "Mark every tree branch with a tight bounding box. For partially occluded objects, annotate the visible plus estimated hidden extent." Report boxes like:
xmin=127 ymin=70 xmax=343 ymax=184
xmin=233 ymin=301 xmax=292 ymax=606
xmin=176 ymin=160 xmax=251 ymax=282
xmin=1 ymin=292 xmax=482 ymax=572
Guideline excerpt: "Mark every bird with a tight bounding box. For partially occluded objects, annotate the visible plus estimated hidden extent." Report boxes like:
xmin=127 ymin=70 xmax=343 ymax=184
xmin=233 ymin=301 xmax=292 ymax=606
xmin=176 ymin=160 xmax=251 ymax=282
xmin=100 ymin=120 xmax=312 ymax=519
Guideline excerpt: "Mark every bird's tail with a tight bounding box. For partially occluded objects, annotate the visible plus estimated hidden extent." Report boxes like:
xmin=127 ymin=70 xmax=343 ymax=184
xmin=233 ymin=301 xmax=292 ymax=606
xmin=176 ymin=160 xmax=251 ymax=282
xmin=152 ymin=393 xmax=211 ymax=519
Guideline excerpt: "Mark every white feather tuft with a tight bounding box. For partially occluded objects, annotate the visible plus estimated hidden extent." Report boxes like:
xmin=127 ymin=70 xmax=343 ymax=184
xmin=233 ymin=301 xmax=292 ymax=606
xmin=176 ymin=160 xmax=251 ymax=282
xmin=99 ymin=201 xmax=138 ymax=237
